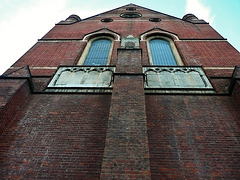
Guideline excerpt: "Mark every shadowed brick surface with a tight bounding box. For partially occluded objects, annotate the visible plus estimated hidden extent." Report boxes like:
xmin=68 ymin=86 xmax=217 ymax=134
xmin=232 ymin=68 xmax=240 ymax=107
xmin=0 ymin=79 xmax=30 ymax=134
xmin=100 ymin=50 xmax=151 ymax=179
xmin=210 ymin=78 xmax=231 ymax=94
xmin=233 ymin=80 xmax=240 ymax=107
xmin=32 ymin=77 xmax=51 ymax=92
xmin=146 ymin=95 xmax=240 ymax=179
xmin=0 ymin=94 xmax=111 ymax=179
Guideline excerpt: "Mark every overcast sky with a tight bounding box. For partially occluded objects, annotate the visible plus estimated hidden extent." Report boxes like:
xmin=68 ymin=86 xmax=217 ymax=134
xmin=0 ymin=0 xmax=239 ymax=74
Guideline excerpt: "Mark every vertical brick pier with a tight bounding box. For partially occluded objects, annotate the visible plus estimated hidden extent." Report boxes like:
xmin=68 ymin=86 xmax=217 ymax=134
xmin=100 ymin=49 xmax=151 ymax=179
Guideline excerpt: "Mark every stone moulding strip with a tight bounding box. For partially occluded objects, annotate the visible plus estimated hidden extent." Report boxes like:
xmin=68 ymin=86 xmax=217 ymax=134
xmin=38 ymin=39 xmax=83 ymax=42
xmin=10 ymin=67 xmax=58 ymax=70
xmin=37 ymin=39 xmax=126 ymax=43
xmin=140 ymin=39 xmax=228 ymax=42
xmin=176 ymin=39 xmax=228 ymax=41
xmin=204 ymin=67 xmax=235 ymax=70
xmin=38 ymin=38 xmax=119 ymax=43
xmin=144 ymin=89 xmax=216 ymax=94
xmin=113 ymin=72 xmax=144 ymax=76
xmin=144 ymin=90 xmax=217 ymax=95
xmin=45 ymin=87 xmax=113 ymax=93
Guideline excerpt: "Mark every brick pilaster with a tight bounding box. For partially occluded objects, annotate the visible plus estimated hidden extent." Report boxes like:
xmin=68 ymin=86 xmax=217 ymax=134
xmin=100 ymin=49 xmax=151 ymax=179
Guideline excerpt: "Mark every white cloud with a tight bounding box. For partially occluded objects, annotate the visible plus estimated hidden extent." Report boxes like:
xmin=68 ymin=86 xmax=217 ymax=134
xmin=0 ymin=0 xmax=70 ymax=74
xmin=0 ymin=0 xmax=115 ymax=74
xmin=185 ymin=0 xmax=215 ymax=24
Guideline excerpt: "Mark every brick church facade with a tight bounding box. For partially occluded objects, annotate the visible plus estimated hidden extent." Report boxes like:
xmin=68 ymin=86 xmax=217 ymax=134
xmin=1 ymin=4 xmax=240 ymax=179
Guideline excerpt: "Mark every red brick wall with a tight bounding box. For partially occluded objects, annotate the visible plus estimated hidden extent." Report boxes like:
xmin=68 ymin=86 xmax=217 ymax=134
xmin=210 ymin=78 xmax=231 ymax=94
xmin=0 ymin=94 xmax=111 ymax=179
xmin=13 ymin=42 xmax=85 ymax=69
xmin=101 ymin=49 xmax=151 ymax=178
xmin=43 ymin=10 xmax=222 ymax=40
xmin=0 ymin=79 xmax=31 ymax=134
xmin=146 ymin=95 xmax=240 ymax=179
xmin=10 ymin=5 xmax=238 ymax=78
xmin=32 ymin=77 xmax=51 ymax=91
xmin=176 ymin=41 xmax=240 ymax=67
xmin=204 ymin=69 xmax=234 ymax=77
xmin=1 ymin=4 xmax=240 ymax=179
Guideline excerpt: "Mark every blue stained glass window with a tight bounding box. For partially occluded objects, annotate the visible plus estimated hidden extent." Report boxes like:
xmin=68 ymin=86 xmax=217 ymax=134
xmin=84 ymin=39 xmax=112 ymax=65
xmin=149 ymin=39 xmax=177 ymax=66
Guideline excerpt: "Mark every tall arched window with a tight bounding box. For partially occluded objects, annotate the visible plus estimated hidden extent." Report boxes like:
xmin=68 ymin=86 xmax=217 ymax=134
xmin=84 ymin=39 xmax=112 ymax=65
xmin=149 ymin=39 xmax=177 ymax=66
xmin=78 ymin=37 xmax=113 ymax=66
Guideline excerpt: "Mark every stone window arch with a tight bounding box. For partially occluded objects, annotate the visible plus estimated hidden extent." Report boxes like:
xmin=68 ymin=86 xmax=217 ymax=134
xmin=78 ymin=36 xmax=114 ymax=65
xmin=147 ymin=36 xmax=183 ymax=66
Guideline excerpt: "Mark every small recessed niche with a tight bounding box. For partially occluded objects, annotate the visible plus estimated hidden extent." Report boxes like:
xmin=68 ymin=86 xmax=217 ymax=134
xmin=120 ymin=12 xmax=142 ymax=18
xmin=126 ymin=7 xmax=136 ymax=11
xmin=101 ymin=18 xmax=113 ymax=22
xmin=149 ymin=18 xmax=161 ymax=22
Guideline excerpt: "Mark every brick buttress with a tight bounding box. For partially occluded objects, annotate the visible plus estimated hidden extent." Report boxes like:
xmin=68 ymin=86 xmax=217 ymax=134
xmin=100 ymin=49 xmax=151 ymax=179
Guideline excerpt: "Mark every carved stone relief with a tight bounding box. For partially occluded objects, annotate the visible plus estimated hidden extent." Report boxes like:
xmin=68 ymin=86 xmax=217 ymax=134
xmin=143 ymin=67 xmax=213 ymax=89
xmin=47 ymin=67 xmax=115 ymax=88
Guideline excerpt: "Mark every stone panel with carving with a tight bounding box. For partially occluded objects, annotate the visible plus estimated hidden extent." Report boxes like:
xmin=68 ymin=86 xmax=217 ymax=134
xmin=143 ymin=67 xmax=213 ymax=89
xmin=47 ymin=66 xmax=115 ymax=88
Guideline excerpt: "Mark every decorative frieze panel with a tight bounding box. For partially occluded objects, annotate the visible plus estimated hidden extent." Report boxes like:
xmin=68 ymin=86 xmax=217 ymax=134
xmin=143 ymin=66 xmax=213 ymax=89
xmin=47 ymin=66 xmax=115 ymax=88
